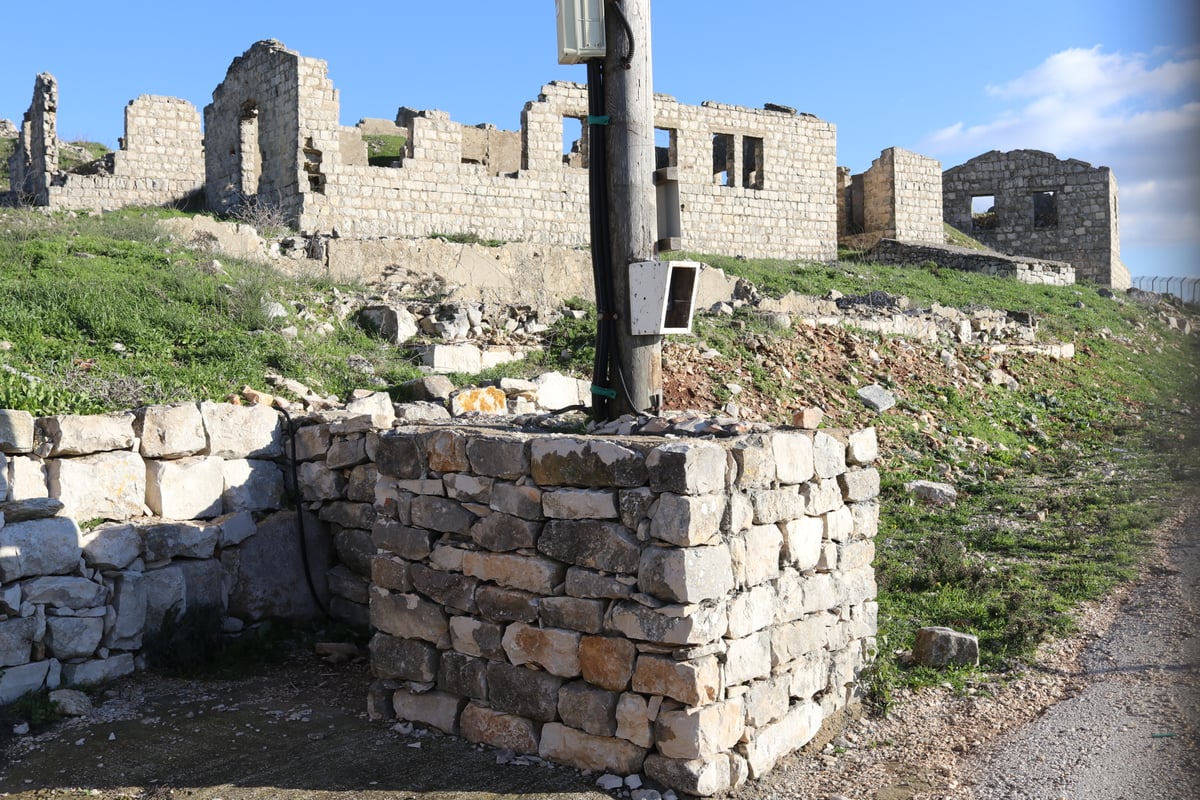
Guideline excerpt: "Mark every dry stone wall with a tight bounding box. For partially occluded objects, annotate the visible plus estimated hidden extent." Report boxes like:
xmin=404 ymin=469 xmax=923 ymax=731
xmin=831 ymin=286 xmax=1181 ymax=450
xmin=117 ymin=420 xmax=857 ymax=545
xmin=869 ymin=239 xmax=1075 ymax=286
xmin=838 ymin=147 xmax=943 ymax=250
xmin=943 ymin=149 xmax=1130 ymax=289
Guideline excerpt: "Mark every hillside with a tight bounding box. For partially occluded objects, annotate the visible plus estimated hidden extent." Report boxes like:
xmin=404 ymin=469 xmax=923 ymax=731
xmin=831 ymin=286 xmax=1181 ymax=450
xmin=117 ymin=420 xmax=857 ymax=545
xmin=1 ymin=207 xmax=1197 ymax=702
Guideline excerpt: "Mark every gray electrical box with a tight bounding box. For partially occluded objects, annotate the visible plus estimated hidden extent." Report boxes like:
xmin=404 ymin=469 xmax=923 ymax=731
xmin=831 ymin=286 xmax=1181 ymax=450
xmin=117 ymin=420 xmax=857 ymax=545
xmin=556 ymin=0 xmax=607 ymax=64
xmin=628 ymin=260 xmax=701 ymax=335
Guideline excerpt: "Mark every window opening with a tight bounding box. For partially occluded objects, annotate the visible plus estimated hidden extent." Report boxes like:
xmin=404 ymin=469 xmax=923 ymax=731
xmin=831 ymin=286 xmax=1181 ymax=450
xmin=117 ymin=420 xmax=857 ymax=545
xmin=303 ymin=137 xmax=325 ymax=194
xmin=238 ymin=100 xmax=262 ymax=198
xmin=742 ymin=136 xmax=764 ymax=189
xmin=971 ymin=194 xmax=996 ymax=231
xmin=655 ymin=127 xmax=677 ymax=170
xmin=562 ymin=116 xmax=587 ymax=168
xmin=1033 ymin=191 xmax=1058 ymax=229
xmin=712 ymin=133 xmax=734 ymax=186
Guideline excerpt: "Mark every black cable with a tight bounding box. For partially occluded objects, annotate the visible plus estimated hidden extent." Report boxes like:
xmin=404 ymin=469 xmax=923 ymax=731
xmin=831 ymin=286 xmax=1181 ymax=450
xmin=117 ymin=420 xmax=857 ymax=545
xmin=274 ymin=403 xmax=330 ymax=619
xmin=587 ymin=59 xmax=615 ymax=422
xmin=606 ymin=0 xmax=635 ymax=69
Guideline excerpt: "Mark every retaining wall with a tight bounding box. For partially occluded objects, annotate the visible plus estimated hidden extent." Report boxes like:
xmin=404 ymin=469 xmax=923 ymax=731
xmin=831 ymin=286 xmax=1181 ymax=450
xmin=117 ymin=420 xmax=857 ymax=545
xmin=869 ymin=238 xmax=1076 ymax=286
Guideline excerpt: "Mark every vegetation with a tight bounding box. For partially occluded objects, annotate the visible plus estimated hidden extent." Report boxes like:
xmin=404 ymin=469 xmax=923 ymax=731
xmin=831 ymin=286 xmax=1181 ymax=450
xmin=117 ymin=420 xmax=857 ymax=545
xmin=362 ymin=134 xmax=407 ymax=167
xmin=0 ymin=136 xmax=14 ymax=191
xmin=429 ymin=231 xmax=507 ymax=247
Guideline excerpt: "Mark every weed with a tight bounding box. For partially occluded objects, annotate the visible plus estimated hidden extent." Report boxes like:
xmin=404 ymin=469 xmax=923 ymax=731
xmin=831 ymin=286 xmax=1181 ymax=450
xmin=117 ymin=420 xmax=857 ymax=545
xmin=430 ymin=231 xmax=507 ymax=247
xmin=8 ymin=689 xmax=60 ymax=726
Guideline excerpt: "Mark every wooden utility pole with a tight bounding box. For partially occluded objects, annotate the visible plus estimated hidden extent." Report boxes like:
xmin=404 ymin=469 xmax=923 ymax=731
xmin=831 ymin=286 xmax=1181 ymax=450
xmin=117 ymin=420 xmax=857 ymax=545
xmin=605 ymin=0 xmax=661 ymax=416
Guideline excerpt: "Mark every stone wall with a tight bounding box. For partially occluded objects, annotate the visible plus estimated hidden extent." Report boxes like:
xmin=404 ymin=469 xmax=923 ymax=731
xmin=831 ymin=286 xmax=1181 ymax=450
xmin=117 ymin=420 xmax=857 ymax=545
xmin=943 ymin=149 xmax=1130 ymax=289
xmin=0 ymin=404 xmax=327 ymax=704
xmin=839 ymin=147 xmax=943 ymax=249
xmin=7 ymin=73 xmax=57 ymax=205
xmin=870 ymin=239 xmax=1075 ymax=286
xmin=303 ymin=422 xmax=880 ymax=796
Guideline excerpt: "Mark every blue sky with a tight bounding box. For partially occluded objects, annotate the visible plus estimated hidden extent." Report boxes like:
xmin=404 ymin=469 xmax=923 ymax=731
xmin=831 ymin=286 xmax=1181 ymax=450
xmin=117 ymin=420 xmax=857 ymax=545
xmin=3 ymin=1 xmax=1197 ymax=279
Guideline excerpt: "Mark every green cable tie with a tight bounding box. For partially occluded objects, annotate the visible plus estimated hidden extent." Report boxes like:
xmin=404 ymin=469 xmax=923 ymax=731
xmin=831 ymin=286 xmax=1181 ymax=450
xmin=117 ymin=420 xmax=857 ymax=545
xmin=591 ymin=384 xmax=618 ymax=399
xmin=587 ymin=115 xmax=611 ymax=126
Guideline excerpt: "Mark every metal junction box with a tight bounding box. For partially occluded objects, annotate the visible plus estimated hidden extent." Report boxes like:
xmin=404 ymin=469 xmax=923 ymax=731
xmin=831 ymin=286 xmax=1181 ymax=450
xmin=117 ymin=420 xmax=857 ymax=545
xmin=628 ymin=260 xmax=701 ymax=335
xmin=556 ymin=0 xmax=607 ymax=64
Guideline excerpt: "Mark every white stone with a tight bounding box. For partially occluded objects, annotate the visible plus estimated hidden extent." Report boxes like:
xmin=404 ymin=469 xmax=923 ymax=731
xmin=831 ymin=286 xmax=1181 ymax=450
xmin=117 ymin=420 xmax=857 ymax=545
xmin=533 ymin=371 xmax=582 ymax=410
xmin=649 ymin=493 xmax=725 ymax=547
xmin=45 ymin=616 xmax=104 ymax=660
xmin=0 ymin=660 xmax=50 ymax=704
xmin=9 ymin=456 xmax=48 ymax=499
xmin=221 ymin=459 xmax=284 ymax=512
xmin=723 ymin=631 xmax=772 ymax=685
xmin=0 ymin=410 xmax=35 ymax=454
xmin=137 ymin=403 xmax=206 ymax=458
xmin=0 ymin=516 xmax=81 ymax=582
xmin=215 ymin=510 xmax=257 ymax=547
xmin=38 ymin=412 xmax=136 ymax=456
xmin=654 ymin=698 xmax=744 ymax=759
xmin=726 ymin=584 xmax=777 ymax=639
xmin=141 ymin=521 xmax=219 ymax=561
xmin=80 ymin=523 xmax=142 ymax=570
xmin=20 ymin=576 xmax=106 ymax=608
xmin=200 ymin=402 xmax=283 ymax=459
xmin=811 ymin=431 xmax=846 ymax=479
xmin=104 ymin=571 xmax=147 ymax=650
xmin=145 ymin=456 xmax=225 ymax=519
xmin=637 ymin=545 xmax=734 ymax=604
xmin=846 ymin=427 xmax=878 ymax=465
xmin=346 ymin=392 xmax=396 ymax=424
xmin=60 ymin=653 xmax=135 ymax=686
xmin=49 ymin=451 xmax=146 ymax=521
xmin=615 ymin=692 xmax=653 ymax=748
xmin=539 ymin=722 xmax=646 ymax=775
xmin=781 ymin=515 xmax=822 ymax=570
xmin=743 ymin=700 xmax=822 ymax=778
xmin=542 ymin=488 xmax=618 ymax=520
xmin=421 ymin=343 xmax=482 ymax=373
xmin=769 ymin=431 xmax=814 ymax=484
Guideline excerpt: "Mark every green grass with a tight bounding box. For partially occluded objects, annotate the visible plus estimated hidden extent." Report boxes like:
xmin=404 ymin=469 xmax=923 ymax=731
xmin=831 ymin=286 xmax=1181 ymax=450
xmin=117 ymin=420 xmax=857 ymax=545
xmin=363 ymin=134 xmax=407 ymax=167
xmin=0 ymin=136 xmax=14 ymax=191
xmin=59 ymin=140 xmax=112 ymax=172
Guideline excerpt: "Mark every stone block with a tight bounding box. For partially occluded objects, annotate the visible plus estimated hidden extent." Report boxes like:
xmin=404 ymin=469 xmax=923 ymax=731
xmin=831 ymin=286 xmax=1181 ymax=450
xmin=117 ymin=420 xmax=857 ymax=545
xmin=0 ymin=616 xmax=36 ymax=667
xmin=0 ymin=497 xmax=62 ymax=523
xmin=502 ymin=622 xmax=582 ymax=678
xmin=743 ymin=700 xmax=822 ymax=778
xmin=530 ymin=438 xmax=647 ymax=488
xmin=558 ymin=680 xmax=618 ymax=736
xmin=811 ymin=431 xmax=847 ymax=478
xmin=60 ymin=652 xmax=136 ymax=687
xmin=221 ymin=459 xmax=284 ymax=512
xmin=200 ymin=402 xmax=283 ymax=459
xmin=371 ymin=555 xmax=412 ymax=592
xmin=369 ymin=633 xmax=439 ymax=682
xmin=21 ymin=576 xmax=106 ymax=609
xmin=49 ymin=451 xmax=145 ymax=521
xmin=631 ymin=654 xmax=721 ymax=706
xmin=638 ymin=545 xmax=734 ymax=604
xmin=489 ymin=482 xmax=542 ymax=519
xmin=838 ymin=539 xmax=876 ymax=572
xmin=466 ymin=436 xmax=530 ymax=479
xmin=137 ymin=403 xmax=206 ymax=458
xmin=327 ymin=432 xmax=367 ymax=469
xmin=0 ymin=410 xmax=35 ymax=454
xmin=730 ymin=435 xmax=775 ymax=489
xmin=470 ymin=512 xmax=541 ymax=551
xmin=422 ymin=343 xmax=483 ymax=374
xmin=904 ymin=480 xmax=958 ymax=506
xmin=751 ymin=488 xmax=805 ymax=525
xmin=726 ymin=584 xmax=777 ymax=639
xmin=0 ymin=516 xmax=81 ymax=581
xmin=645 ymin=442 xmax=726 ymax=495
xmin=44 ymin=616 xmax=104 ymax=660
xmin=486 ymin=661 xmax=564 ymax=721
xmin=103 ymin=571 xmax=146 ymax=650
xmin=369 ymin=590 xmax=449 ymax=645
xmin=425 ymin=429 xmax=470 ymax=473
xmin=741 ymin=524 xmax=782 ymax=587
xmin=564 ymin=567 xmax=635 ymax=600
xmin=771 ymin=614 xmax=834 ymax=665
xmin=649 ymin=493 xmax=725 ymax=546
xmin=9 ymin=455 xmax=48 ymax=500
xmin=845 ymin=427 xmax=878 ymax=465
xmin=606 ymin=601 xmax=727 ymax=646
xmin=460 ymin=703 xmax=539 ymax=754
xmin=38 ymin=412 xmax=136 ymax=456
xmin=145 ymin=456 xmax=224 ymax=519
xmin=292 ymin=425 xmax=331 ymax=462
xmin=140 ymin=521 xmax=219 ymax=562
xmin=410 ymin=563 xmax=478 ymax=613
xmin=410 ymin=496 xmax=476 ymax=534
xmin=476 ymin=585 xmax=540 ymax=623
xmin=724 ymin=631 xmax=772 ymax=685
xmin=450 ymin=387 xmax=507 ymax=415
xmin=462 ymin=551 xmax=564 ymax=595
xmin=298 ymin=461 xmax=344 ymax=502
xmin=334 ymin=527 xmax=374 ymax=577
xmin=539 ymin=596 xmax=605 ymax=634
xmin=743 ymin=675 xmax=791 ymax=727
xmin=437 ymin=650 xmax=489 ymax=700
xmin=374 ymin=434 xmax=425 ymax=479
xmin=780 ymin=515 xmax=823 ymax=571
xmin=644 ymin=753 xmax=733 ymax=798
xmin=654 ymin=698 xmax=744 ymax=759
xmin=913 ymin=626 xmax=979 ymax=667
xmin=579 ymin=634 xmax=636 ymax=692
xmin=769 ymin=431 xmax=814 ymax=484
xmin=539 ymin=722 xmax=646 ymax=775
xmin=542 ymin=488 xmax=618 ymax=520
xmin=372 ymin=518 xmax=434 ymax=560
xmin=449 ymin=615 xmax=506 ymax=660
xmin=538 ymin=519 xmax=640 ymax=573
xmin=327 ymin=564 xmax=370 ymax=604
xmin=0 ymin=660 xmax=50 ymax=704
xmin=533 ymin=371 xmax=582 ymax=410
xmin=444 ymin=473 xmax=492 ymax=504
xmin=345 ymin=391 xmax=395 ymax=423
xmin=851 ymin=501 xmax=880 ymax=538
xmin=392 ymin=688 xmax=466 ymax=735
xmin=800 ymin=478 xmax=843 ymax=516
xmin=215 ymin=510 xmax=256 ymax=547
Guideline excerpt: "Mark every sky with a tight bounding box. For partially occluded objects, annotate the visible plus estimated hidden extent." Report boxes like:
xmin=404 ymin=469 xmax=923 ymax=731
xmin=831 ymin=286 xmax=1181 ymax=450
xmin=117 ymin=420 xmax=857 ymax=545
xmin=2 ymin=1 xmax=1197 ymax=280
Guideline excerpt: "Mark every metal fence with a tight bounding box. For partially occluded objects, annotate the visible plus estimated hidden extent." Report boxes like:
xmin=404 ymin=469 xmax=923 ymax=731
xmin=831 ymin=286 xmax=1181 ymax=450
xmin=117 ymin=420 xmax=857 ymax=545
xmin=1132 ymin=275 xmax=1200 ymax=304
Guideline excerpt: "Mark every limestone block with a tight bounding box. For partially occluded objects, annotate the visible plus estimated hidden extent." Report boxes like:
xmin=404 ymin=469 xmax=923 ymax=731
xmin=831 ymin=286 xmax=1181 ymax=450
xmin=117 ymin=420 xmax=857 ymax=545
xmin=425 ymin=429 xmax=470 ymax=473
xmin=44 ymin=616 xmax=104 ymax=660
xmin=489 ymin=482 xmax=542 ymax=519
xmin=769 ymin=431 xmax=814 ymax=484
xmin=334 ymin=527 xmax=374 ymax=576
xmin=800 ymin=478 xmax=843 ymax=516
xmin=558 ymin=680 xmax=618 ymax=736
xmin=0 ymin=616 xmax=36 ymax=666
xmin=410 ymin=563 xmax=478 ymax=613
xmin=644 ymin=753 xmax=733 ymax=798
xmin=579 ymin=635 xmax=636 ymax=692
xmin=538 ymin=519 xmax=640 ymax=573
xmin=466 ymin=436 xmax=530 ymax=479
xmin=913 ymin=626 xmax=979 ymax=667
xmin=743 ymin=700 xmax=822 ymax=778
xmin=538 ymin=596 xmax=605 ymax=634
xmin=743 ymin=675 xmax=791 ymax=727
xmin=838 ymin=539 xmax=876 ymax=572
xmin=838 ymin=468 xmax=879 ymax=503
xmin=221 ymin=459 xmax=284 ymax=512
xmin=410 ymin=496 xmax=475 ymax=534
xmin=904 ymin=480 xmax=958 ymax=506
xmin=502 ymin=622 xmax=582 ymax=678
xmin=137 ymin=403 xmax=206 ymax=458
xmin=476 ymin=585 xmax=540 ymax=623
xmin=606 ymin=601 xmax=727 ymax=646
xmin=369 ymin=633 xmax=439 ymax=682
xmin=392 ymin=688 xmax=465 ymax=735
xmin=724 ymin=631 xmax=772 ymax=685
xmin=38 ymin=412 xmax=136 ymax=456
xmin=632 ymin=654 xmax=721 ymax=706
xmin=649 ymin=493 xmax=725 ymax=547
xmin=371 ymin=555 xmax=412 ymax=593
xmin=449 ymin=615 xmax=506 ymax=660
xmin=781 ymin=516 xmax=822 ymax=571
xmin=618 ymin=486 xmax=655 ymax=530
xmin=200 ymin=402 xmax=283 ymax=459
xmin=0 ymin=497 xmax=62 ymax=523
xmin=49 ymin=451 xmax=145 ymax=521
xmin=327 ymin=564 xmax=369 ymax=604
xmin=771 ymin=614 xmax=834 ymax=665
xmin=369 ymin=589 xmax=449 ymax=645
xmin=486 ymin=661 xmax=564 ymax=721
xmin=293 ymin=425 xmax=331 ymax=462
xmin=638 ymin=545 xmax=733 ymax=604
xmin=437 ymin=650 xmax=488 ymax=700
xmin=726 ymin=584 xmax=778 ymax=639
xmin=21 ymin=576 xmax=106 ymax=609
xmin=565 ymin=567 xmax=635 ymax=600
xmin=751 ymin=488 xmax=804 ymax=525
xmin=462 ymin=551 xmax=564 ymax=595
xmin=653 ymin=698 xmax=744 ymax=759
xmin=470 ymin=512 xmax=541 ymax=552
xmin=225 ymin=510 xmax=328 ymax=622
xmin=730 ymin=436 xmax=775 ymax=489
xmin=444 ymin=473 xmax=492 ymax=504
xmin=822 ymin=505 xmax=854 ymax=544
xmin=79 ymin=524 xmax=140 ymax=570
xmin=1 ymin=515 xmax=81 ymax=582
xmin=851 ymin=501 xmax=880 ymax=539
xmin=372 ymin=518 xmax=433 ymax=560
xmin=539 ymin=722 xmax=647 ymax=775
xmin=145 ymin=456 xmax=224 ymax=519
xmin=0 ymin=659 xmax=50 ymax=704
xmin=811 ymin=431 xmax=847 ymax=479
xmin=645 ymin=442 xmax=727 ymax=495
xmin=531 ymin=371 xmax=582 ymax=410
xmin=373 ymin=433 xmax=425 ymax=480
xmin=9 ymin=455 xmax=48 ymax=499
xmin=846 ymin=427 xmax=878 ymax=465
xmin=460 ymin=703 xmax=540 ymax=754
xmin=140 ymin=521 xmax=218 ymax=562
xmin=0 ymin=410 xmax=35 ymax=454
xmin=215 ymin=510 xmax=256 ymax=547
xmin=542 ymin=488 xmax=618 ymax=520
xmin=741 ymin=524 xmax=782 ymax=587
xmin=298 ymin=461 xmax=345 ymax=502
xmin=103 ymin=571 xmax=146 ymax=650
xmin=359 ymin=305 xmax=419 ymax=344
xmin=422 ymin=343 xmax=483 ymax=373
xmin=530 ymin=438 xmax=647 ymax=488
xmin=345 ymin=391 xmax=396 ymax=424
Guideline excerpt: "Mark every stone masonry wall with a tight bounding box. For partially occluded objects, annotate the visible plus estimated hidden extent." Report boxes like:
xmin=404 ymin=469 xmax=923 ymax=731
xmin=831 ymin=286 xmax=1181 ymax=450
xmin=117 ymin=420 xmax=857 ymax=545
xmin=297 ymin=422 xmax=880 ymax=797
xmin=839 ymin=147 xmax=942 ymax=250
xmin=0 ymin=403 xmax=326 ymax=704
xmin=7 ymin=73 xmax=57 ymax=205
xmin=870 ymin=239 xmax=1075 ymax=286
xmin=943 ymin=149 xmax=1131 ymax=289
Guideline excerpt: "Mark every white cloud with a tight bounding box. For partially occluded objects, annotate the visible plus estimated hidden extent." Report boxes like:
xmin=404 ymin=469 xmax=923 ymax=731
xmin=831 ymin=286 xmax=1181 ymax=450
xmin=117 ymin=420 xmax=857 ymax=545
xmin=922 ymin=46 xmax=1200 ymax=267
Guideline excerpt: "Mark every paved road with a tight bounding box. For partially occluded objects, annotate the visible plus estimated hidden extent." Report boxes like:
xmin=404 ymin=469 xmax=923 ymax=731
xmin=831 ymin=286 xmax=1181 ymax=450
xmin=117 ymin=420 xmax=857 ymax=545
xmin=964 ymin=507 xmax=1200 ymax=800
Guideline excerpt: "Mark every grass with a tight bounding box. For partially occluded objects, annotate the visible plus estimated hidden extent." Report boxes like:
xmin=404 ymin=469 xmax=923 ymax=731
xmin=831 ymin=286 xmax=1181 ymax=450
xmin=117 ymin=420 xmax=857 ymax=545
xmin=363 ymin=134 xmax=407 ymax=167
xmin=0 ymin=136 xmax=13 ymax=190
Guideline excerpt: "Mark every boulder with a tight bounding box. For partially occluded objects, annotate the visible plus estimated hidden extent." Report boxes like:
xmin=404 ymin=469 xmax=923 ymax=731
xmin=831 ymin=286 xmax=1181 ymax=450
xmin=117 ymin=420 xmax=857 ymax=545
xmin=912 ymin=626 xmax=980 ymax=667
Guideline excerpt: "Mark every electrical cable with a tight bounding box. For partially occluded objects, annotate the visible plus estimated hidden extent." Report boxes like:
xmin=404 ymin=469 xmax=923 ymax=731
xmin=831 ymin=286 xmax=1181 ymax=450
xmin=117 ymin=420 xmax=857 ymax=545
xmin=587 ymin=58 xmax=616 ymax=422
xmin=274 ymin=402 xmax=330 ymax=619
xmin=606 ymin=0 xmax=635 ymax=69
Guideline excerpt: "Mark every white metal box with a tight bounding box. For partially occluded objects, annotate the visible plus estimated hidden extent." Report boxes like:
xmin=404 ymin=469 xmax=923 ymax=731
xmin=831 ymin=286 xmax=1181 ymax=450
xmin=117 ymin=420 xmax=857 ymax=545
xmin=556 ymin=0 xmax=607 ymax=64
xmin=628 ymin=260 xmax=701 ymax=335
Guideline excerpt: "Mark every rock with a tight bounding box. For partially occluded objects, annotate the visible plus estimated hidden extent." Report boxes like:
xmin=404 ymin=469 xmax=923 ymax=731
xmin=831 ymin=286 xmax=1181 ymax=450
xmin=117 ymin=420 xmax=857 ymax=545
xmin=0 ymin=497 xmax=64 ymax=523
xmin=856 ymin=384 xmax=896 ymax=412
xmin=912 ymin=626 xmax=980 ymax=667
xmin=136 ymin=403 xmax=206 ymax=458
xmin=645 ymin=442 xmax=727 ymax=495
xmin=21 ymin=576 xmax=106 ymax=608
xmin=141 ymin=521 xmax=219 ymax=561
xmin=649 ymin=494 xmax=725 ymax=547
xmin=225 ymin=510 xmax=329 ymax=622
xmin=606 ymin=601 xmax=728 ymax=646
xmin=631 ymin=654 xmax=721 ymax=706
xmin=539 ymin=722 xmax=647 ymax=775
xmin=60 ymin=654 xmax=135 ymax=687
xmin=460 ymin=703 xmax=540 ymax=754
xmin=395 ymin=401 xmax=452 ymax=422
xmin=0 ymin=517 xmax=81 ymax=582
xmin=462 ymin=551 xmax=563 ymax=595
xmin=791 ymin=407 xmax=824 ymax=430
xmin=557 ymin=681 xmax=618 ymax=736
xmin=470 ymin=512 xmax=541 ymax=552
xmin=200 ymin=402 xmax=283 ymax=459
xmin=542 ymin=488 xmax=619 ymax=520
xmin=654 ymin=698 xmax=745 ymax=760
xmin=44 ymin=616 xmax=105 ymax=660
xmin=531 ymin=438 xmax=648 ymax=488
xmin=401 ymin=375 xmax=456 ymax=402
xmin=370 ymin=633 xmax=439 ymax=682
xmin=221 ymin=459 xmax=285 ymax=512
xmin=637 ymin=545 xmax=734 ymax=604
xmin=534 ymin=371 xmax=584 ymax=411
xmin=103 ymin=571 xmax=147 ymax=650
xmin=502 ymin=622 xmax=582 ymax=678
xmin=359 ymin=305 xmax=419 ymax=344
xmin=904 ymin=479 xmax=958 ymax=506
xmin=0 ymin=410 xmax=35 ymax=453
xmin=486 ymin=661 xmax=564 ymax=722
xmin=644 ymin=753 xmax=732 ymax=797
xmin=369 ymin=590 xmax=449 ymax=645
xmin=579 ymin=635 xmax=637 ymax=691
xmin=0 ymin=616 xmax=37 ymax=667
xmin=392 ymin=688 xmax=465 ymax=735
xmin=422 ymin=343 xmax=483 ymax=374
xmin=48 ymin=451 xmax=145 ymax=521
xmin=37 ymin=412 xmax=136 ymax=456
xmin=345 ymin=391 xmax=396 ymax=423
xmin=769 ymin=431 xmax=814 ymax=485
xmin=742 ymin=700 xmax=822 ymax=778
xmin=145 ymin=456 xmax=225 ymax=519
xmin=538 ymin=519 xmax=641 ymax=573
xmin=80 ymin=523 xmax=142 ymax=570
xmin=0 ymin=660 xmax=51 ymax=704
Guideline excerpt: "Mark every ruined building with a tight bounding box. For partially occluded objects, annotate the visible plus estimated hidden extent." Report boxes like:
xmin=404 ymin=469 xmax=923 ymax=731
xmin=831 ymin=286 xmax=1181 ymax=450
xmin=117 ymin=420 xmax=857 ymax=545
xmin=943 ymin=149 xmax=1130 ymax=289
xmin=837 ymin=146 xmax=944 ymax=250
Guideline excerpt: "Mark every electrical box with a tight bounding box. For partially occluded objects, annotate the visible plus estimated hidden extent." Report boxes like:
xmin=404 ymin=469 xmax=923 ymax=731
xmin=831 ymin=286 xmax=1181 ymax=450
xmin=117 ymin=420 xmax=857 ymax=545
xmin=556 ymin=0 xmax=607 ymax=64
xmin=628 ymin=260 xmax=701 ymax=335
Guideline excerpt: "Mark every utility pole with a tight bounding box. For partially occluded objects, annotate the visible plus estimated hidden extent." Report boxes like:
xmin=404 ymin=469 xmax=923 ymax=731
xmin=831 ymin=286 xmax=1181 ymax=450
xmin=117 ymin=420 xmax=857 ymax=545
xmin=604 ymin=0 xmax=660 ymax=416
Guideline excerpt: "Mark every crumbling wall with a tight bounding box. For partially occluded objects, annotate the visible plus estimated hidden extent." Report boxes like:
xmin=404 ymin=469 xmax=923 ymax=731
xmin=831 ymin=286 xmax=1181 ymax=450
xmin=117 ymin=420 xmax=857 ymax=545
xmin=943 ymin=150 xmax=1130 ymax=289
xmin=839 ymin=147 xmax=942 ymax=250
xmin=7 ymin=73 xmax=58 ymax=204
